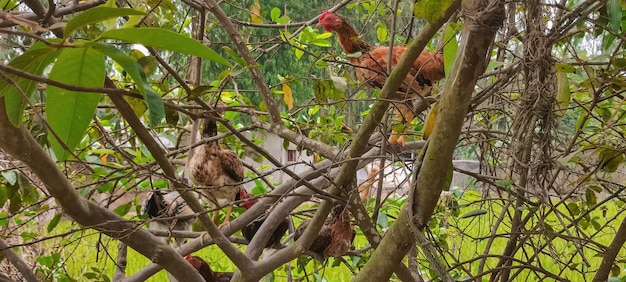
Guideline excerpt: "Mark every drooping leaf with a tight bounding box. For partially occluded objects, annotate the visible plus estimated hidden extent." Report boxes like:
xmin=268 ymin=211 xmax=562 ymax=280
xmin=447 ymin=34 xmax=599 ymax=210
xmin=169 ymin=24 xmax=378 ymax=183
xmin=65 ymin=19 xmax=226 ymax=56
xmin=555 ymin=62 xmax=576 ymax=73
xmin=47 ymin=213 xmax=62 ymax=233
xmin=555 ymin=69 xmax=571 ymax=117
xmin=282 ymin=84 xmax=293 ymax=110
xmin=459 ymin=209 xmax=487 ymax=219
xmin=607 ymin=0 xmax=622 ymax=33
xmin=99 ymin=27 xmax=231 ymax=66
xmin=423 ymin=101 xmax=439 ymax=140
xmin=585 ymin=188 xmax=597 ymax=207
xmin=329 ymin=75 xmax=347 ymax=92
xmin=1 ymin=42 xmax=60 ymax=125
xmin=443 ymin=24 xmax=458 ymax=76
xmin=250 ymin=0 xmax=262 ymax=24
xmin=376 ymin=22 xmax=388 ymax=43
xmin=123 ymin=95 xmax=148 ymax=117
xmin=599 ymin=148 xmax=624 ymax=173
xmin=64 ymin=7 xmax=145 ymax=37
xmin=88 ymin=42 xmax=164 ymax=126
xmin=313 ymin=79 xmax=328 ymax=103
xmin=222 ymin=46 xmax=247 ymax=66
xmin=101 ymin=0 xmax=118 ymax=31
xmin=46 ymin=47 xmax=105 ymax=162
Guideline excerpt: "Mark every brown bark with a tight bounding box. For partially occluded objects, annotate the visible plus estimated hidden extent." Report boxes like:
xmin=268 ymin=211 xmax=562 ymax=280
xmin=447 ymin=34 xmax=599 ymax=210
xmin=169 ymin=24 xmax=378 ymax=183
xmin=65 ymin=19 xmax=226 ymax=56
xmin=0 ymin=98 xmax=205 ymax=281
xmin=353 ymin=0 xmax=504 ymax=281
xmin=592 ymin=216 xmax=626 ymax=282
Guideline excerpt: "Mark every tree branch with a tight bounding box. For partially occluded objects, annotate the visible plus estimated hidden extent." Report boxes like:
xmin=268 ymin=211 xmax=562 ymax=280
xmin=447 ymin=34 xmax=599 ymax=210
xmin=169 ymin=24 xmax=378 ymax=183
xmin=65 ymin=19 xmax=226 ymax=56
xmin=0 ymin=238 xmax=38 ymax=282
xmin=0 ymin=98 xmax=205 ymax=281
xmin=353 ymin=0 xmax=503 ymax=280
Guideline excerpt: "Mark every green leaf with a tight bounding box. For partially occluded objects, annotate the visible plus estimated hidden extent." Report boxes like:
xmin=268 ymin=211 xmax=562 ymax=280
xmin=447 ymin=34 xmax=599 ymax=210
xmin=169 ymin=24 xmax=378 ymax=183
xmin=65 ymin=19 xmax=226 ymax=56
xmin=0 ymin=186 xmax=7 ymax=208
xmin=1 ymin=170 xmax=17 ymax=185
xmin=270 ymin=8 xmax=281 ymax=22
xmin=64 ymin=7 xmax=145 ymax=37
xmin=222 ymin=46 xmax=247 ymax=66
xmin=495 ymin=179 xmax=513 ymax=189
xmin=555 ymin=62 xmax=576 ymax=73
xmin=607 ymin=0 xmax=622 ymax=32
xmin=46 ymin=47 xmax=105 ymax=162
xmin=0 ymin=212 xmax=8 ymax=227
xmin=585 ymin=188 xmax=597 ymax=207
xmin=88 ymin=42 xmax=164 ymax=126
xmin=113 ymin=202 xmax=132 ymax=216
xmin=47 ymin=213 xmax=62 ymax=233
xmin=376 ymin=22 xmax=388 ymax=43
xmin=443 ymin=24 xmax=458 ymax=77
xmin=459 ymin=209 xmax=487 ymax=219
xmin=555 ymin=69 xmax=571 ymax=117
xmin=99 ymin=28 xmax=230 ymax=66
xmin=1 ymin=42 xmax=60 ymax=125
xmin=413 ymin=0 xmax=453 ymax=23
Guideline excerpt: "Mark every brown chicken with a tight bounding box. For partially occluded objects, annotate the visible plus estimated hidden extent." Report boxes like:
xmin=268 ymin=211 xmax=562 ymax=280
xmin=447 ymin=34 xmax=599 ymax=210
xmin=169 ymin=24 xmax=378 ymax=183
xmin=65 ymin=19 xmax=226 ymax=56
xmin=317 ymin=11 xmax=445 ymax=145
xmin=188 ymin=117 xmax=245 ymax=227
xmin=186 ymin=255 xmax=234 ymax=282
xmin=293 ymin=204 xmax=355 ymax=261
xmin=242 ymin=212 xmax=290 ymax=249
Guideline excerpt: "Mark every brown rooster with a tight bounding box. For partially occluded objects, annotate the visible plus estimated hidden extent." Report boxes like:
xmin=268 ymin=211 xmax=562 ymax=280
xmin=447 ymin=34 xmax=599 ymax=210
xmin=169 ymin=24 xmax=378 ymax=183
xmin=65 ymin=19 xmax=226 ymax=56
xmin=317 ymin=11 xmax=445 ymax=145
xmin=293 ymin=204 xmax=355 ymax=261
xmin=185 ymin=255 xmax=234 ymax=282
xmin=242 ymin=212 xmax=290 ymax=249
xmin=188 ymin=116 xmax=246 ymax=227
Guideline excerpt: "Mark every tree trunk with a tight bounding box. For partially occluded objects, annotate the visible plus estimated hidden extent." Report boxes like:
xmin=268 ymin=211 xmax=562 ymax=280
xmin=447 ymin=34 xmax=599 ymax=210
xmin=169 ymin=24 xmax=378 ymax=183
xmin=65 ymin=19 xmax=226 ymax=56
xmin=353 ymin=0 xmax=504 ymax=280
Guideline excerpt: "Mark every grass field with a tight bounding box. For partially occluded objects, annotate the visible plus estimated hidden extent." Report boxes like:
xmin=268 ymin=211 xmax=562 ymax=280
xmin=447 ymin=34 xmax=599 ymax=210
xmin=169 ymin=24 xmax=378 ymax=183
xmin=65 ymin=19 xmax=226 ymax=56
xmin=36 ymin=192 xmax=626 ymax=281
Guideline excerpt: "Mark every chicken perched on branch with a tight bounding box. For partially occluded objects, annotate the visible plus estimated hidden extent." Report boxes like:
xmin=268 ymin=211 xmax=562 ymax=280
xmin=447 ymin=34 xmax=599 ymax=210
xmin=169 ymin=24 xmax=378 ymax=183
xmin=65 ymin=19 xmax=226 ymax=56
xmin=186 ymin=255 xmax=234 ymax=282
xmin=294 ymin=204 xmax=355 ymax=261
xmin=188 ymin=116 xmax=249 ymax=227
xmin=317 ymin=11 xmax=445 ymax=145
xmin=142 ymin=190 xmax=195 ymax=247
xmin=242 ymin=211 xmax=290 ymax=249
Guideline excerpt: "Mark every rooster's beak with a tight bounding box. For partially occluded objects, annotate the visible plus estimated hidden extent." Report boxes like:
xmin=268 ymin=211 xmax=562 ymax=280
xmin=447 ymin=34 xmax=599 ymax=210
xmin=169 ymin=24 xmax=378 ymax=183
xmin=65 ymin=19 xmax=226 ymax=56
xmin=315 ymin=22 xmax=323 ymax=29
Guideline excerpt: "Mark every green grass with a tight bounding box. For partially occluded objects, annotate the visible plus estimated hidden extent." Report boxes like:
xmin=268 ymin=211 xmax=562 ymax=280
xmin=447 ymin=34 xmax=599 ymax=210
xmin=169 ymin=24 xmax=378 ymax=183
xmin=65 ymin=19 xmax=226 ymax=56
xmin=442 ymin=190 xmax=626 ymax=280
xmin=35 ymin=193 xmax=626 ymax=281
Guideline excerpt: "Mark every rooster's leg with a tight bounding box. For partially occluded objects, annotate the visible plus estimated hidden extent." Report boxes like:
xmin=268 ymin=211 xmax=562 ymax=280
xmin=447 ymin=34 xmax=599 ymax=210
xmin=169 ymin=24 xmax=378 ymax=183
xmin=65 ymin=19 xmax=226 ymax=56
xmin=388 ymin=105 xmax=414 ymax=146
xmin=217 ymin=205 xmax=233 ymax=229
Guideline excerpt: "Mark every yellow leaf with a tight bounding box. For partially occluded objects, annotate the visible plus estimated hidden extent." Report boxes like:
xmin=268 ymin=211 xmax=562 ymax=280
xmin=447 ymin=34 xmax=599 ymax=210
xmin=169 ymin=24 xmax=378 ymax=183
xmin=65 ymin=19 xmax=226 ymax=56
xmin=283 ymin=83 xmax=293 ymax=109
xmin=250 ymin=0 xmax=262 ymax=24
xmin=423 ymin=101 xmax=439 ymax=140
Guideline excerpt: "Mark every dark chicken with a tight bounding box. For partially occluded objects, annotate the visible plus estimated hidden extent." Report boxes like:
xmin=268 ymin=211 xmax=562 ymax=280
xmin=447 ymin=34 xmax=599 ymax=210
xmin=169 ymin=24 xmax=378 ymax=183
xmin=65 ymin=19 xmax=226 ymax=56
xmin=242 ymin=212 xmax=290 ymax=249
xmin=294 ymin=204 xmax=355 ymax=260
xmin=188 ymin=117 xmax=246 ymax=227
xmin=317 ymin=11 xmax=445 ymax=145
xmin=142 ymin=190 xmax=195 ymax=247
xmin=186 ymin=255 xmax=234 ymax=282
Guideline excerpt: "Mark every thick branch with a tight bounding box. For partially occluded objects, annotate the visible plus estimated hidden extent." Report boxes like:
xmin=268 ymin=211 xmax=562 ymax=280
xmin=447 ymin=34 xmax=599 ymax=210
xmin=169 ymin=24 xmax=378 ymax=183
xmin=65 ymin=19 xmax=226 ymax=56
xmin=0 ymin=98 xmax=204 ymax=281
xmin=353 ymin=0 xmax=502 ymax=280
xmin=592 ymin=216 xmax=626 ymax=282
xmin=0 ymin=238 xmax=38 ymax=282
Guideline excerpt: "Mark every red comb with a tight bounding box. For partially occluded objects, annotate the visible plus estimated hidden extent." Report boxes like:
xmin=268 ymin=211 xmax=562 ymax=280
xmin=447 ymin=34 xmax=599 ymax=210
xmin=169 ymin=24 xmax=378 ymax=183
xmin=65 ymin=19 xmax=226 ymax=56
xmin=185 ymin=254 xmax=192 ymax=261
xmin=319 ymin=10 xmax=331 ymax=20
